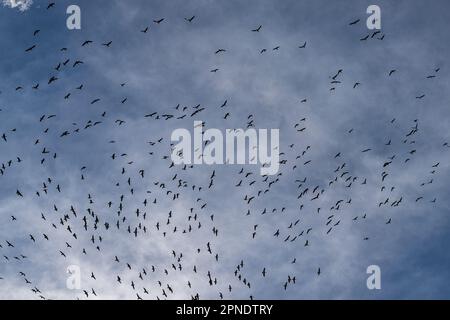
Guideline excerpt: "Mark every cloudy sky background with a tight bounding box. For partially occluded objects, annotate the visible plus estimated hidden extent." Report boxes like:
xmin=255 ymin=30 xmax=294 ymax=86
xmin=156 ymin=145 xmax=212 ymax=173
xmin=0 ymin=0 xmax=449 ymax=299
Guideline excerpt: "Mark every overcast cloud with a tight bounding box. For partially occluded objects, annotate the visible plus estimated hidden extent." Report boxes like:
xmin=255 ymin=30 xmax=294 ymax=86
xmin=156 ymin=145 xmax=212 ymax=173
xmin=0 ymin=0 xmax=449 ymax=300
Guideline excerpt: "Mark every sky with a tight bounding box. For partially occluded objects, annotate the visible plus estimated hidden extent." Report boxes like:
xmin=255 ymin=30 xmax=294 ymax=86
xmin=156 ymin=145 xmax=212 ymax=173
xmin=0 ymin=0 xmax=449 ymax=300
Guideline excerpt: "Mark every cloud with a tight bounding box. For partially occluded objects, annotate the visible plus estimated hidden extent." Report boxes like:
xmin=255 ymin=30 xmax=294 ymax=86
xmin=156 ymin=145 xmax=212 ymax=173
xmin=0 ymin=0 xmax=450 ymax=300
xmin=2 ymin=0 xmax=33 ymax=11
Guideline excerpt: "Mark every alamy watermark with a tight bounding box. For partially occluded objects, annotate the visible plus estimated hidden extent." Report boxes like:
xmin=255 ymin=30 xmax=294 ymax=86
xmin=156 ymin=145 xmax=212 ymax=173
xmin=67 ymin=5 xmax=81 ymax=30
xmin=66 ymin=265 xmax=81 ymax=290
xmin=366 ymin=5 xmax=381 ymax=30
xmin=171 ymin=121 xmax=280 ymax=175
xmin=366 ymin=265 xmax=381 ymax=290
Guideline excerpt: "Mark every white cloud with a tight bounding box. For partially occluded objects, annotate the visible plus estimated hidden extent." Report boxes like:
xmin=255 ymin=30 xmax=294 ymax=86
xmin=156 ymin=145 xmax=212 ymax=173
xmin=2 ymin=0 xmax=33 ymax=11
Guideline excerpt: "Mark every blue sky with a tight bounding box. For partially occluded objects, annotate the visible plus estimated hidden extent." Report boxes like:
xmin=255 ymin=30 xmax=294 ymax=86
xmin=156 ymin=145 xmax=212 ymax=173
xmin=0 ymin=0 xmax=449 ymax=299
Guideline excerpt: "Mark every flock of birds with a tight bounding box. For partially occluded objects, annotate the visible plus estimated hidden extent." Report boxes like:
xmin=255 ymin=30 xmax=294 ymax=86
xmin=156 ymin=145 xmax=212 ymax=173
xmin=0 ymin=2 xmax=448 ymax=300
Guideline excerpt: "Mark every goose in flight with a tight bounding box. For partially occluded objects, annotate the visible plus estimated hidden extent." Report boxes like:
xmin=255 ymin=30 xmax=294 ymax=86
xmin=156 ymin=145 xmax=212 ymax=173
xmin=360 ymin=34 xmax=369 ymax=41
xmin=25 ymin=45 xmax=36 ymax=52
xmin=252 ymin=25 xmax=262 ymax=32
